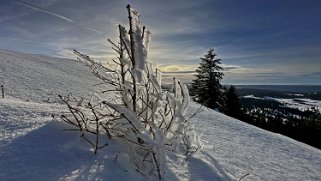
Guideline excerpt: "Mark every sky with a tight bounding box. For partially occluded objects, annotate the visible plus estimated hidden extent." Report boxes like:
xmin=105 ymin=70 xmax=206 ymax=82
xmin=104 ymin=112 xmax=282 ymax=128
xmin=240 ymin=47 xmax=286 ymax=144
xmin=0 ymin=0 xmax=320 ymax=85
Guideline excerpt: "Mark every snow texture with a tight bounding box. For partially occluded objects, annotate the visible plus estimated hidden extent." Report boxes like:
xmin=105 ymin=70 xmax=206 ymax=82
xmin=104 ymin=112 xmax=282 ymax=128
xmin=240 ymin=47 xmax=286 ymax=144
xmin=243 ymin=94 xmax=321 ymax=112
xmin=1 ymin=50 xmax=321 ymax=180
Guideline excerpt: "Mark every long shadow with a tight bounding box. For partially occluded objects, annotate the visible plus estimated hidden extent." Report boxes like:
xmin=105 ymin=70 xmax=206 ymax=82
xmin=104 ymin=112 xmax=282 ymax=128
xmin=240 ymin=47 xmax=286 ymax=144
xmin=0 ymin=121 xmax=89 ymax=181
xmin=0 ymin=121 xmax=179 ymax=181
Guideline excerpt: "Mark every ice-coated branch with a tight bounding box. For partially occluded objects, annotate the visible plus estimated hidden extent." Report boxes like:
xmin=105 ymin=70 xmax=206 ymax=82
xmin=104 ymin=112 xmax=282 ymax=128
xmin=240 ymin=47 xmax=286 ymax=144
xmin=126 ymin=4 xmax=137 ymax=112
xmin=61 ymin=4 xmax=200 ymax=180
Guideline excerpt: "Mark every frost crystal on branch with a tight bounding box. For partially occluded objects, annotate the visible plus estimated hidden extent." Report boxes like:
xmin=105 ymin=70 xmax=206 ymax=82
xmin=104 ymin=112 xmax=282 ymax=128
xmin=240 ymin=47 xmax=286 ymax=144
xmin=60 ymin=4 xmax=200 ymax=180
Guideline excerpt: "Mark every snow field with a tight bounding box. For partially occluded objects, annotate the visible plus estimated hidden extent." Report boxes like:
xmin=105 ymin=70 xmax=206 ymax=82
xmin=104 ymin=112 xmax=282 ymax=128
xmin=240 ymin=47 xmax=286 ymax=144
xmin=1 ymin=50 xmax=321 ymax=180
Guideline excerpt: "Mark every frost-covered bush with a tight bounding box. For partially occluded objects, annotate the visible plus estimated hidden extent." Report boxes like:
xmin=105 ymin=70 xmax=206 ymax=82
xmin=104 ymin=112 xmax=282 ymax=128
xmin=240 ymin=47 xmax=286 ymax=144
xmin=60 ymin=5 xmax=201 ymax=180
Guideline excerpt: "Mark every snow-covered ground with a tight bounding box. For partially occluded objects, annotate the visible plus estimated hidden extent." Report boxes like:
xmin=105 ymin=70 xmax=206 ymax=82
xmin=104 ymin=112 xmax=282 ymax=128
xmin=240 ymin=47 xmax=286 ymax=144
xmin=1 ymin=50 xmax=321 ymax=180
xmin=0 ymin=50 xmax=106 ymax=103
xmin=269 ymin=97 xmax=321 ymax=111
xmin=243 ymin=94 xmax=321 ymax=112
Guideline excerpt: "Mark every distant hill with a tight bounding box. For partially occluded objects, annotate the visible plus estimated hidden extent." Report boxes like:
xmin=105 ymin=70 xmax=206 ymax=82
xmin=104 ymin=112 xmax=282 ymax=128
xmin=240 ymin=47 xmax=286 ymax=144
xmin=235 ymin=85 xmax=321 ymax=93
xmin=235 ymin=87 xmax=321 ymax=101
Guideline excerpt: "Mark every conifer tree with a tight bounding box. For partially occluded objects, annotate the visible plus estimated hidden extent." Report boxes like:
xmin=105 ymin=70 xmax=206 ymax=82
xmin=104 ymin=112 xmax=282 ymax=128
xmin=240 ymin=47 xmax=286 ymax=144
xmin=190 ymin=48 xmax=224 ymax=109
xmin=224 ymin=85 xmax=242 ymax=118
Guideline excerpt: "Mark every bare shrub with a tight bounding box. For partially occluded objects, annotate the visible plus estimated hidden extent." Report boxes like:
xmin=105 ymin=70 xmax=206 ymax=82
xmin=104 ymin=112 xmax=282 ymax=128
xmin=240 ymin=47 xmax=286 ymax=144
xmin=60 ymin=5 xmax=201 ymax=179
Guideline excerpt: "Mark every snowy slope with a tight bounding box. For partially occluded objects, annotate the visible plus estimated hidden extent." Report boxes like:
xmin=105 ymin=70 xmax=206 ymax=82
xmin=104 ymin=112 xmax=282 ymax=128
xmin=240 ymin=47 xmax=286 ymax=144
xmin=187 ymin=103 xmax=321 ymax=180
xmin=0 ymin=49 xmax=106 ymax=147
xmin=0 ymin=50 xmax=106 ymax=103
xmin=1 ymin=50 xmax=321 ymax=181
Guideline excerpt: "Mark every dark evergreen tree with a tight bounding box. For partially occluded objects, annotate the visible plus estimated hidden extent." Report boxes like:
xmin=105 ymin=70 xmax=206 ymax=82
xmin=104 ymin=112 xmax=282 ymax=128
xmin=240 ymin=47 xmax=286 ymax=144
xmin=224 ymin=85 xmax=242 ymax=118
xmin=190 ymin=48 xmax=224 ymax=109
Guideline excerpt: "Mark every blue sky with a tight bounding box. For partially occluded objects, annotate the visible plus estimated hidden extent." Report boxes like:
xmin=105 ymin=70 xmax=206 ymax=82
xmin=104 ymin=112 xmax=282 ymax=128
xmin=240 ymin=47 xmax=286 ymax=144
xmin=0 ymin=0 xmax=320 ymax=84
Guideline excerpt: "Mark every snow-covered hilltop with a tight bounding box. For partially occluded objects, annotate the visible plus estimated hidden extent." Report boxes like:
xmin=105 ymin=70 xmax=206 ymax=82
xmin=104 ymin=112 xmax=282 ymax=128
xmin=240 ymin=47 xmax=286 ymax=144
xmin=0 ymin=50 xmax=106 ymax=103
xmin=1 ymin=50 xmax=321 ymax=180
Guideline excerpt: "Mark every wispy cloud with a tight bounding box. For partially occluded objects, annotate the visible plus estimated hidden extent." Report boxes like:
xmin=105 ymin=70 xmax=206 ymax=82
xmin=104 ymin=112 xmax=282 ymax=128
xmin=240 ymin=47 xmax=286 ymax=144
xmin=12 ymin=0 xmax=103 ymax=34
xmin=13 ymin=0 xmax=74 ymax=22
xmin=157 ymin=64 xmax=195 ymax=72
xmin=222 ymin=64 xmax=242 ymax=72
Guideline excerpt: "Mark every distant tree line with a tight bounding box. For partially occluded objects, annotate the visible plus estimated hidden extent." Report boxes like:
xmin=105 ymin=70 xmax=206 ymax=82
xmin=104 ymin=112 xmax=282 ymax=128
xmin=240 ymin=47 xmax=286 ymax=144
xmin=239 ymin=103 xmax=321 ymax=149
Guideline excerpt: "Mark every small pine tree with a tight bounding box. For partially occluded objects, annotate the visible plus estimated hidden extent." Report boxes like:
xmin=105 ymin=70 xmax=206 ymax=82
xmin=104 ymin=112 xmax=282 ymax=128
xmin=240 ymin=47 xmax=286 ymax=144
xmin=190 ymin=48 xmax=224 ymax=109
xmin=224 ymin=85 xmax=242 ymax=118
